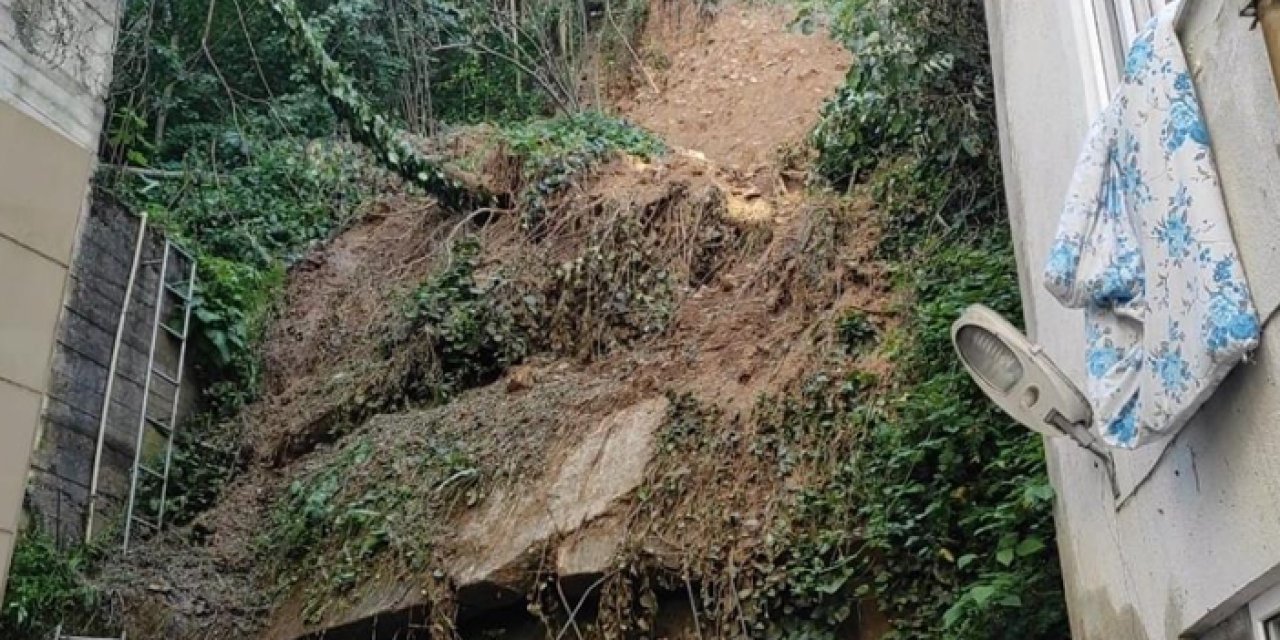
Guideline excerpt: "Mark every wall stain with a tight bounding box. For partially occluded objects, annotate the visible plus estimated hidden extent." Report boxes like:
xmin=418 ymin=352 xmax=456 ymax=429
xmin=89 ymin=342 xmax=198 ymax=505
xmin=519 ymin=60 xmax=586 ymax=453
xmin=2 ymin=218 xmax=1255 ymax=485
xmin=1074 ymin=587 xmax=1149 ymax=640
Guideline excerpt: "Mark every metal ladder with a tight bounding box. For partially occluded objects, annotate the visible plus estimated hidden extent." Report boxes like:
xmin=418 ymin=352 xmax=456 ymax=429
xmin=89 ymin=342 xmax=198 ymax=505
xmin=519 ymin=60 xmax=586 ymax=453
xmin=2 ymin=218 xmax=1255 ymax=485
xmin=84 ymin=213 xmax=147 ymax=542
xmin=122 ymin=239 xmax=197 ymax=551
xmin=52 ymin=624 xmax=126 ymax=639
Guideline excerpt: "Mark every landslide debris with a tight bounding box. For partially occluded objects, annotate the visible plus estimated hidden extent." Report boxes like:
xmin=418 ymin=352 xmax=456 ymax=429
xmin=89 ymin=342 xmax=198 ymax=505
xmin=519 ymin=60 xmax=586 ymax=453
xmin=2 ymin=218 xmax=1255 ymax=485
xmin=96 ymin=3 xmax=889 ymax=639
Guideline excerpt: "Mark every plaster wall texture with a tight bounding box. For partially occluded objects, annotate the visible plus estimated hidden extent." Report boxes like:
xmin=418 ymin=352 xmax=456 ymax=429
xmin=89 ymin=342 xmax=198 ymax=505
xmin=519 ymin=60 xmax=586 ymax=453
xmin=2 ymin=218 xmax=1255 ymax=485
xmin=0 ymin=0 xmax=119 ymax=603
xmin=986 ymin=0 xmax=1280 ymax=638
xmin=0 ymin=98 xmax=94 ymax=605
xmin=0 ymin=0 xmax=118 ymax=149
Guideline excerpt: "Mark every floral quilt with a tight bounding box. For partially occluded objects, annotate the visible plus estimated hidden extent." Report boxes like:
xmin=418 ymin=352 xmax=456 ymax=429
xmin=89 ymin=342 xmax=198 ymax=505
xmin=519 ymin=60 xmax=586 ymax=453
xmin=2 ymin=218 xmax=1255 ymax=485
xmin=1043 ymin=1 xmax=1260 ymax=448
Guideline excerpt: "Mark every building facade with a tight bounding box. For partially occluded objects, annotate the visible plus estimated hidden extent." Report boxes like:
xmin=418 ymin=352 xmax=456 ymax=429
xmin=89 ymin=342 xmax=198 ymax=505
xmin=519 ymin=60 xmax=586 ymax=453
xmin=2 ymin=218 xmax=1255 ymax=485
xmin=0 ymin=0 xmax=119 ymax=601
xmin=985 ymin=0 xmax=1280 ymax=637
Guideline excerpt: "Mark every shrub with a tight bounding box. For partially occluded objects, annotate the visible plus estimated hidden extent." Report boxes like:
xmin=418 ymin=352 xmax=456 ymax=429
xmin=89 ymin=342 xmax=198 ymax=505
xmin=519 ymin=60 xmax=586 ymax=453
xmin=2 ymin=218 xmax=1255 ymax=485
xmin=805 ymin=0 xmax=1002 ymax=251
xmin=0 ymin=529 xmax=100 ymax=640
xmin=501 ymin=111 xmax=666 ymax=230
xmin=402 ymin=239 xmax=532 ymax=394
xmin=792 ymin=0 xmax=1070 ymax=636
xmin=855 ymin=235 xmax=1066 ymax=639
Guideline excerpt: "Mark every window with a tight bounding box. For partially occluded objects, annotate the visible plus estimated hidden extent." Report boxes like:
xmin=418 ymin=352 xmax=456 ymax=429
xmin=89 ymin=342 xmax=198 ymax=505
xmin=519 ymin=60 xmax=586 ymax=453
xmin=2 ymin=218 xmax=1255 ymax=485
xmin=1252 ymin=582 xmax=1280 ymax=639
xmin=1105 ymin=0 xmax=1164 ymax=46
xmin=1071 ymin=0 xmax=1174 ymax=109
xmin=1265 ymin=616 xmax=1280 ymax=640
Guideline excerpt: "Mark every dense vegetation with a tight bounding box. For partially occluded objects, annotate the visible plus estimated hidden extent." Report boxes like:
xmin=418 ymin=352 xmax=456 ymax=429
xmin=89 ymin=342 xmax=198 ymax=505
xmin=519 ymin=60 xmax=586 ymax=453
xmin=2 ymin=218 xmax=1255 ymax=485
xmin=804 ymin=0 xmax=1068 ymax=635
xmin=0 ymin=529 xmax=99 ymax=639
xmin=3 ymin=0 xmax=1069 ymax=636
xmin=100 ymin=0 xmax=601 ymax=407
xmin=628 ymin=0 xmax=1064 ymax=637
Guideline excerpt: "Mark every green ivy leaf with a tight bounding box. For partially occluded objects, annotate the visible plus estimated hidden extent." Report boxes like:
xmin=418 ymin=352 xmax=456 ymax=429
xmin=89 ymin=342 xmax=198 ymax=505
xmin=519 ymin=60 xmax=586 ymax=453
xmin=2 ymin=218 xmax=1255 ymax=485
xmin=970 ymin=585 xmax=996 ymax=606
xmin=208 ymin=330 xmax=232 ymax=364
xmin=995 ymin=548 xmax=1014 ymax=567
xmin=1016 ymin=537 xmax=1046 ymax=557
xmin=998 ymin=594 xmax=1023 ymax=607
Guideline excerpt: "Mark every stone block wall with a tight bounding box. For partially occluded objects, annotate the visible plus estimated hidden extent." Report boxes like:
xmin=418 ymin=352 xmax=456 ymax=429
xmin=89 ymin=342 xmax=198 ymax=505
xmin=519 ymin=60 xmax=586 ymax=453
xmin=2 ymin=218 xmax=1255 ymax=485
xmin=28 ymin=199 xmax=198 ymax=546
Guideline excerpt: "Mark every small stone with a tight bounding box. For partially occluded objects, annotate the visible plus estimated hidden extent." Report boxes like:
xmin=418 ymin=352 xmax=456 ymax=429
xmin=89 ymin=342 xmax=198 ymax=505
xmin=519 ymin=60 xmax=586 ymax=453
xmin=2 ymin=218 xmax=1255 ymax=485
xmin=506 ymin=366 xmax=535 ymax=392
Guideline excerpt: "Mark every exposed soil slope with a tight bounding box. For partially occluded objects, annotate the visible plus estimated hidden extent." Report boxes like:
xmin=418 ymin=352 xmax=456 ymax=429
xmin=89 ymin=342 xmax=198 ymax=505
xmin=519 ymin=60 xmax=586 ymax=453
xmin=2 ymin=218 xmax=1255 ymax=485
xmin=99 ymin=4 xmax=887 ymax=639
xmin=619 ymin=3 xmax=851 ymax=167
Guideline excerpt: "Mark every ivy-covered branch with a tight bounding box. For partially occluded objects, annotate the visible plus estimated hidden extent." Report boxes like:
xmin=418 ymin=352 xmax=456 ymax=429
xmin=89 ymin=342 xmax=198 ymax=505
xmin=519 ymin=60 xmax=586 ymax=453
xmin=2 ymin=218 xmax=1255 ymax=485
xmin=265 ymin=0 xmax=494 ymax=209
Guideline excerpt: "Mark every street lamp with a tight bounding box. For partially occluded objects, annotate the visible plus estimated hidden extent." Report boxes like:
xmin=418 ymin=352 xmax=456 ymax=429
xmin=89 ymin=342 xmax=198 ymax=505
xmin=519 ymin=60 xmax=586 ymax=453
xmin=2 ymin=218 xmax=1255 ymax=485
xmin=951 ymin=304 xmax=1118 ymax=498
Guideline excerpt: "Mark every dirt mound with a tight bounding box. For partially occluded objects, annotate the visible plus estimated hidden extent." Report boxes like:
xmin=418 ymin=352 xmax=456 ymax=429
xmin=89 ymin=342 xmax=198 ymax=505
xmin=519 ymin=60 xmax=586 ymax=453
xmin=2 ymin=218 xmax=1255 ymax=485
xmin=100 ymin=141 xmax=885 ymax=637
xmin=261 ymin=200 xmax=440 ymax=393
xmin=97 ymin=5 xmax=888 ymax=639
xmin=256 ymin=369 xmax=641 ymax=640
xmin=619 ymin=3 xmax=851 ymax=168
xmin=247 ymin=196 xmax=451 ymax=462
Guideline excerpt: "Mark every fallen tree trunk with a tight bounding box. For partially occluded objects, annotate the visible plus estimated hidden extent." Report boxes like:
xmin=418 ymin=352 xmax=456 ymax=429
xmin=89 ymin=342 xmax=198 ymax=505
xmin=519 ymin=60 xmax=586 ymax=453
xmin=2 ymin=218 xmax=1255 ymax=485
xmin=266 ymin=0 xmax=497 ymax=210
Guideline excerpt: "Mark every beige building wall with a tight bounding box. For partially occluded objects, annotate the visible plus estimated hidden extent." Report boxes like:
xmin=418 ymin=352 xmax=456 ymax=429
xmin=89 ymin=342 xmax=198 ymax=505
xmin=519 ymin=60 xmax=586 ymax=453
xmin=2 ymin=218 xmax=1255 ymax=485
xmin=0 ymin=0 xmax=119 ymax=602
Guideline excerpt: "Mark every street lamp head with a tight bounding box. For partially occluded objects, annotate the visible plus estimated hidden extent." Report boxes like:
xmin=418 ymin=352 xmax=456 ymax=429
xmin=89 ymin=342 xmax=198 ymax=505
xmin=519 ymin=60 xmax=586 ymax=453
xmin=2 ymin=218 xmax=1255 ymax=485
xmin=951 ymin=304 xmax=1091 ymax=437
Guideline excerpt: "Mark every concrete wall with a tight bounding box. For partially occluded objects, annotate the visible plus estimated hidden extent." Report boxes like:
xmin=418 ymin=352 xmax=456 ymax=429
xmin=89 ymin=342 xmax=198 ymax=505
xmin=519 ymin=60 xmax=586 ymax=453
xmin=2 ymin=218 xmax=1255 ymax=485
xmin=0 ymin=0 xmax=118 ymax=148
xmin=986 ymin=1 xmax=1280 ymax=638
xmin=0 ymin=0 xmax=119 ymax=603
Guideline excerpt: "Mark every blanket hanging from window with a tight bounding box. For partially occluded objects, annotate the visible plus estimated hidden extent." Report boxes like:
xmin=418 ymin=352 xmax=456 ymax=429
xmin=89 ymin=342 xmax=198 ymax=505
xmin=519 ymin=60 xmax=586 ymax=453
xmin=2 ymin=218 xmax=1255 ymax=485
xmin=1043 ymin=1 xmax=1260 ymax=449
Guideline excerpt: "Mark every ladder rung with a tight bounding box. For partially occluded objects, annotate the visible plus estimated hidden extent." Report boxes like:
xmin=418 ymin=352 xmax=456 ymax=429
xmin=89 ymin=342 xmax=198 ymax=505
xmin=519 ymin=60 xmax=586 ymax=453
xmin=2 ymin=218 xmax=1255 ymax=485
xmin=164 ymin=281 xmax=191 ymax=301
xmin=130 ymin=515 xmax=159 ymax=530
xmin=161 ymin=323 xmax=187 ymax=340
xmin=169 ymin=243 xmax=195 ymax=262
xmin=151 ymin=367 xmax=179 ymax=385
xmin=138 ymin=464 xmax=164 ymax=479
xmin=144 ymin=414 xmax=173 ymax=435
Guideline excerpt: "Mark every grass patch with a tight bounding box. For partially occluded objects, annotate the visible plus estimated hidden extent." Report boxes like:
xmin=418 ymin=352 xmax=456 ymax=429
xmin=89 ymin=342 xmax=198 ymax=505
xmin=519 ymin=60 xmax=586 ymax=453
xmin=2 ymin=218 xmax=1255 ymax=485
xmin=500 ymin=111 xmax=666 ymax=231
xmin=1 ymin=528 xmax=101 ymax=640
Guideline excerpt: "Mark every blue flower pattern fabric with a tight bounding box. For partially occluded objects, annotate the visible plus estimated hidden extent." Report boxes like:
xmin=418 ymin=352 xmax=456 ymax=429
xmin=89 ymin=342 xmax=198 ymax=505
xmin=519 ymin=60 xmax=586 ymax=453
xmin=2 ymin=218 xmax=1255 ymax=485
xmin=1044 ymin=2 xmax=1260 ymax=449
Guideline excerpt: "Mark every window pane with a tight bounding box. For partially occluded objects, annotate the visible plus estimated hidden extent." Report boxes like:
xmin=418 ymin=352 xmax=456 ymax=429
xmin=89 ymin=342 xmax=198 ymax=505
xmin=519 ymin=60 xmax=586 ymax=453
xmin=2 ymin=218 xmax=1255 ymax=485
xmin=1266 ymin=614 xmax=1280 ymax=640
xmin=1129 ymin=0 xmax=1155 ymax=31
xmin=1090 ymin=0 xmax=1125 ymax=90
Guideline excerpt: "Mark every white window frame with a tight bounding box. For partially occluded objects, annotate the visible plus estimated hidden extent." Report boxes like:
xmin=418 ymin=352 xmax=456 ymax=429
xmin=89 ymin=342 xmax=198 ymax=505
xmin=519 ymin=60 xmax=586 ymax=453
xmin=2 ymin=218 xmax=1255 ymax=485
xmin=1070 ymin=0 xmax=1175 ymax=112
xmin=1114 ymin=0 xmax=1149 ymax=44
xmin=1069 ymin=0 xmax=1116 ymax=114
xmin=1252 ymin=582 xmax=1280 ymax=639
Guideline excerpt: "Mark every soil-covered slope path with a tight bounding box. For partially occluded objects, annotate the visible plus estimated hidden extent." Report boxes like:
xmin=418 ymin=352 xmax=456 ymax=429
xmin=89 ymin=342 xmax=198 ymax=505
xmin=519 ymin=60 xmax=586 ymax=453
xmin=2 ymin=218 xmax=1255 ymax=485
xmin=619 ymin=2 xmax=849 ymax=168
